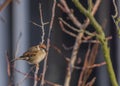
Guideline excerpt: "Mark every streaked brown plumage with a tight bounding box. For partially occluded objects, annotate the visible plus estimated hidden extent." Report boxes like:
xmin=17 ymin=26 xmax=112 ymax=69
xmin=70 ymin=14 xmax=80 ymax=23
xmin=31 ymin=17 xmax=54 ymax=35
xmin=11 ymin=44 xmax=47 ymax=64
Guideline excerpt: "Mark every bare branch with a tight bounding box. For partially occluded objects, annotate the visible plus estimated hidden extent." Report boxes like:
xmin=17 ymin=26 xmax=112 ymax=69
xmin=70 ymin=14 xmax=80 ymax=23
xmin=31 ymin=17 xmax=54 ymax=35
xmin=0 ymin=0 xmax=12 ymax=12
xmin=88 ymin=0 xmax=93 ymax=12
xmin=112 ymin=0 xmax=120 ymax=37
xmin=13 ymin=66 xmax=38 ymax=80
xmin=59 ymin=21 xmax=77 ymax=37
xmin=30 ymin=21 xmax=42 ymax=27
xmin=5 ymin=51 xmax=12 ymax=86
xmin=86 ymin=77 xmax=96 ymax=86
xmin=62 ymin=44 xmax=73 ymax=50
xmin=5 ymin=51 xmax=11 ymax=77
xmin=39 ymin=4 xmax=45 ymax=44
xmin=45 ymin=80 xmax=62 ymax=86
xmin=14 ymin=32 xmax=22 ymax=58
xmin=59 ymin=17 xmax=80 ymax=32
xmin=63 ymin=0 xmax=102 ymax=85
xmin=112 ymin=0 xmax=118 ymax=18
xmin=58 ymin=0 xmax=82 ymax=29
xmin=78 ymin=44 xmax=99 ymax=86
xmin=82 ymin=36 xmax=112 ymax=43
xmin=41 ymin=0 xmax=56 ymax=85
xmin=78 ymin=44 xmax=91 ymax=86
xmin=34 ymin=64 xmax=39 ymax=86
xmin=83 ymin=0 xmax=102 ymax=27
xmin=17 ymin=66 xmax=35 ymax=86
xmin=74 ymin=62 xmax=106 ymax=70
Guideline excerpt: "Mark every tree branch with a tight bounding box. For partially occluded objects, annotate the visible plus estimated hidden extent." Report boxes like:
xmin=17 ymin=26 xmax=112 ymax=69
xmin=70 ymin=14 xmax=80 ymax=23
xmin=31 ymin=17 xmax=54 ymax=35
xmin=72 ymin=0 xmax=118 ymax=86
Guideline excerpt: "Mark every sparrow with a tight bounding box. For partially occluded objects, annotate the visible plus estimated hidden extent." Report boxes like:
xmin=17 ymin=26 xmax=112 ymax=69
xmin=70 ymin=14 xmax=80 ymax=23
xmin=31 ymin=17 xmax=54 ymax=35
xmin=11 ymin=44 xmax=47 ymax=64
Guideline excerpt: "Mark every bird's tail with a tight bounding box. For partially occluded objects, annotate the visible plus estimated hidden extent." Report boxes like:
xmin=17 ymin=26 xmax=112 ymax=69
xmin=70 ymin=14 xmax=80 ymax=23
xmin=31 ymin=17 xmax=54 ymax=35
xmin=10 ymin=56 xmax=26 ymax=63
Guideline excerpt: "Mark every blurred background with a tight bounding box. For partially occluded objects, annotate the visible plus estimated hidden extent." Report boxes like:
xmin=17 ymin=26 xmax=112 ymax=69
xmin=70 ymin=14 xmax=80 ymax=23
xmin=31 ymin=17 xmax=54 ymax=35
xmin=0 ymin=0 xmax=120 ymax=86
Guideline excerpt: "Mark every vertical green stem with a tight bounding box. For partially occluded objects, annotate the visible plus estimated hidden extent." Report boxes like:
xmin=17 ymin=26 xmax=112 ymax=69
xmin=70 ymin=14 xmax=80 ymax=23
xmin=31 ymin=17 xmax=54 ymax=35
xmin=72 ymin=0 xmax=118 ymax=86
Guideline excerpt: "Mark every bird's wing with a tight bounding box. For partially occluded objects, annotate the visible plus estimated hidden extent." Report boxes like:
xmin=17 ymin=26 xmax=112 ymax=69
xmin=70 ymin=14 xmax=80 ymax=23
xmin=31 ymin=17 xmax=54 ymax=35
xmin=22 ymin=51 xmax=38 ymax=57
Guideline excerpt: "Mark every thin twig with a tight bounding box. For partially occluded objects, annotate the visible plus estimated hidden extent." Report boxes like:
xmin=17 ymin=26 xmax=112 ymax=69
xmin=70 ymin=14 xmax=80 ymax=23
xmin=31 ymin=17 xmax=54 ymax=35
xmin=30 ymin=21 xmax=49 ymax=28
xmin=88 ymin=0 xmax=93 ymax=12
xmin=5 ymin=51 xmax=12 ymax=86
xmin=0 ymin=0 xmax=12 ymax=12
xmin=31 ymin=21 xmax=42 ymax=27
xmin=17 ymin=66 xmax=35 ymax=86
xmin=72 ymin=0 xmax=118 ymax=86
xmin=78 ymin=44 xmax=91 ymax=86
xmin=41 ymin=0 xmax=56 ymax=86
xmin=39 ymin=3 xmax=49 ymax=44
xmin=58 ymin=0 xmax=82 ymax=29
xmin=5 ymin=51 xmax=11 ymax=77
xmin=86 ymin=77 xmax=96 ymax=86
xmin=59 ymin=17 xmax=80 ymax=32
xmin=45 ymin=80 xmax=62 ymax=86
xmin=82 ymin=36 xmax=112 ymax=43
xmin=52 ymin=44 xmax=70 ymax=62
xmin=78 ymin=44 xmax=99 ymax=86
xmin=62 ymin=44 xmax=73 ymax=50
xmin=112 ymin=0 xmax=120 ymax=37
xmin=13 ymin=66 xmax=62 ymax=86
xmin=34 ymin=64 xmax=39 ymax=86
xmin=14 ymin=32 xmax=22 ymax=58
xmin=39 ymin=4 xmax=45 ymax=44
xmin=59 ymin=21 xmax=77 ymax=37
xmin=59 ymin=17 xmax=96 ymax=37
xmin=74 ymin=62 xmax=106 ymax=70
xmin=10 ymin=32 xmax=22 ymax=86
xmin=83 ymin=0 xmax=101 ymax=28
xmin=112 ymin=0 xmax=118 ymax=18
xmin=13 ymin=67 xmax=36 ymax=80
xmin=87 ymin=62 xmax=106 ymax=69
xmin=63 ymin=0 xmax=101 ymax=86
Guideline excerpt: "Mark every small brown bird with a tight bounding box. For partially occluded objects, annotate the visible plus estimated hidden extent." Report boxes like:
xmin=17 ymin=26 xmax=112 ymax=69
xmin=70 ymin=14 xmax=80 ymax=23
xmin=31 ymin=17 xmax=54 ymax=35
xmin=11 ymin=44 xmax=47 ymax=64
